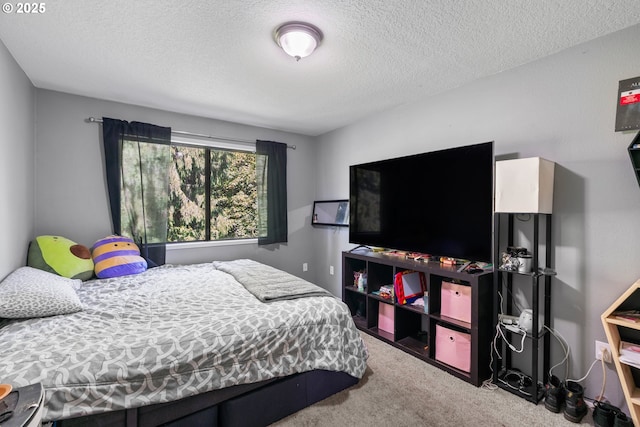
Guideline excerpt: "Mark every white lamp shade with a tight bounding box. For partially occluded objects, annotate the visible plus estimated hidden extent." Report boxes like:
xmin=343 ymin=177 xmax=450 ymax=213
xmin=495 ymin=157 xmax=555 ymax=213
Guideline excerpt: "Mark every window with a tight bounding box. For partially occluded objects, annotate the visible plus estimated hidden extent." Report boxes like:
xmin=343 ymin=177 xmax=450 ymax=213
xmin=117 ymin=133 xmax=289 ymax=246
xmin=123 ymin=136 xmax=259 ymax=244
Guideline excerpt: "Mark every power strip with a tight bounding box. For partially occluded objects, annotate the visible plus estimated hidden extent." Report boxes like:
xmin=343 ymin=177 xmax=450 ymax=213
xmin=499 ymin=314 xmax=519 ymax=325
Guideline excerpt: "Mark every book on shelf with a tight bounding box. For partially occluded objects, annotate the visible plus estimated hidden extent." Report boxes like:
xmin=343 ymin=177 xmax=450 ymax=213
xmin=612 ymin=309 xmax=640 ymax=322
xmin=619 ymin=341 xmax=640 ymax=368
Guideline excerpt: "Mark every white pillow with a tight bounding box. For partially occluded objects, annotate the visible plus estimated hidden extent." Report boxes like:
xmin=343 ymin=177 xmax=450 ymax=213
xmin=0 ymin=266 xmax=83 ymax=318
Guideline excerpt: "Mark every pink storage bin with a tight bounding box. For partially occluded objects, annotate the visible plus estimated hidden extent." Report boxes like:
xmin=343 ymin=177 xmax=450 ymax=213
xmin=440 ymin=281 xmax=471 ymax=323
xmin=378 ymin=302 xmax=394 ymax=334
xmin=435 ymin=324 xmax=471 ymax=372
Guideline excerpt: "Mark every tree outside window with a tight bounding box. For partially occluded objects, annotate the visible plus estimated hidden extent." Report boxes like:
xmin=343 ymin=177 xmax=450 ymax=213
xmin=123 ymin=141 xmax=258 ymax=243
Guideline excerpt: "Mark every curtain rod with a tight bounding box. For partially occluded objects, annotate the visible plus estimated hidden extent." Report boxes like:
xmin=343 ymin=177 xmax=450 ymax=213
xmin=86 ymin=117 xmax=296 ymax=150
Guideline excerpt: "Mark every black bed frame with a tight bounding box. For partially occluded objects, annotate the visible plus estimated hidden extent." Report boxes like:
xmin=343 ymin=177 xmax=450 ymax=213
xmin=57 ymin=370 xmax=358 ymax=427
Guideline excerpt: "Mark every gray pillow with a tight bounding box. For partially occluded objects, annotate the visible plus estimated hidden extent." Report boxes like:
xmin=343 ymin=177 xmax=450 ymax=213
xmin=0 ymin=266 xmax=83 ymax=318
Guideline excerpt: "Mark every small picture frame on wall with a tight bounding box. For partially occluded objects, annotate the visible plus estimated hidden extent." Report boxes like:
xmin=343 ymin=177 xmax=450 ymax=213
xmin=615 ymin=76 xmax=640 ymax=132
xmin=311 ymin=200 xmax=349 ymax=227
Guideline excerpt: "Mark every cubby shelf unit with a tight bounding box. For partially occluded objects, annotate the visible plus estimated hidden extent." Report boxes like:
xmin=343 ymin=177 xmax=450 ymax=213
xmin=342 ymin=250 xmax=494 ymax=387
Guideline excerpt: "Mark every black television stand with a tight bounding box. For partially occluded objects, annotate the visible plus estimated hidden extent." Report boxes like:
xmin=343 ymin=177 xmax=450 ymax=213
xmin=341 ymin=250 xmax=494 ymax=387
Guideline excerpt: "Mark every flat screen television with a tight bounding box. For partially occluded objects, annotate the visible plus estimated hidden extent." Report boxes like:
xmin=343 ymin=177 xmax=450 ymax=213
xmin=349 ymin=141 xmax=494 ymax=263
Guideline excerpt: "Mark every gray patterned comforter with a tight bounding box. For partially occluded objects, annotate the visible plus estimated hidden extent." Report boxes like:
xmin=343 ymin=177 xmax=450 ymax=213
xmin=0 ymin=261 xmax=368 ymax=421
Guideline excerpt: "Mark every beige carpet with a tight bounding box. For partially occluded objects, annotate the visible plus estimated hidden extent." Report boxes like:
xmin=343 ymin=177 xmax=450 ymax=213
xmin=273 ymin=332 xmax=594 ymax=426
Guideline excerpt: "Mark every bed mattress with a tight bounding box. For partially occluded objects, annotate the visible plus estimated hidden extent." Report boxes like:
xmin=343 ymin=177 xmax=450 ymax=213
xmin=0 ymin=261 xmax=367 ymax=421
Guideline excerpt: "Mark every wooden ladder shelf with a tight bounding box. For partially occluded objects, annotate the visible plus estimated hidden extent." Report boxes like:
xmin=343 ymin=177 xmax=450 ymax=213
xmin=601 ymin=278 xmax=640 ymax=426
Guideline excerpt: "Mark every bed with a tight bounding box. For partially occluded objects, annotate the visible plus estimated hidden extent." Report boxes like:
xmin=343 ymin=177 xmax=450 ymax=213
xmin=0 ymin=259 xmax=368 ymax=426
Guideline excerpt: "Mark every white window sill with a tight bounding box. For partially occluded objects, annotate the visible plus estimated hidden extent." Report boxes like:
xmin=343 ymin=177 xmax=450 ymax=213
xmin=166 ymin=238 xmax=258 ymax=251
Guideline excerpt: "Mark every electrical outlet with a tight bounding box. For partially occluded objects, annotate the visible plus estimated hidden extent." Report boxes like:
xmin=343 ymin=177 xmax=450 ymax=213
xmin=595 ymin=340 xmax=613 ymax=363
xmin=329 ymin=265 xmax=334 ymax=275
xmin=303 ymin=263 xmax=308 ymax=272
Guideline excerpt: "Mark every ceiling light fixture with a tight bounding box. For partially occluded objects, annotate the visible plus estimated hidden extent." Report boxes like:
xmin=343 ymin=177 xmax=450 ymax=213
xmin=274 ymin=22 xmax=323 ymax=61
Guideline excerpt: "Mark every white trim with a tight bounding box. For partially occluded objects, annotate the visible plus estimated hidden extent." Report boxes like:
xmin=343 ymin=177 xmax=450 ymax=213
xmin=171 ymin=135 xmax=255 ymax=152
xmin=166 ymin=238 xmax=258 ymax=251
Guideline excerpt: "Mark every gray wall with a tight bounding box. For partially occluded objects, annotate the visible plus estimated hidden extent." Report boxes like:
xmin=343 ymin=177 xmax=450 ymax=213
xmin=33 ymin=90 xmax=319 ymax=279
xmin=0 ymin=40 xmax=35 ymax=279
xmin=314 ymin=24 xmax=640 ymax=407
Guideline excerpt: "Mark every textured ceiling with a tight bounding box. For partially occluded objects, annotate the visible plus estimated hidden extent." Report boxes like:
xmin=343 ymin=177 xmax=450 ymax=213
xmin=1 ymin=1 xmax=640 ymax=136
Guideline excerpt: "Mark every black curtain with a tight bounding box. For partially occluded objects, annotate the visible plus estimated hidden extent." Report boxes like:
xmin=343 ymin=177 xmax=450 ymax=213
xmin=102 ymin=117 xmax=172 ymax=266
xmin=256 ymin=140 xmax=288 ymax=245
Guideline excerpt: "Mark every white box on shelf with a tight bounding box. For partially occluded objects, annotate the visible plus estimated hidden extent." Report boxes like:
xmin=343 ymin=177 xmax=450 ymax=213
xmin=495 ymin=157 xmax=555 ymax=213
